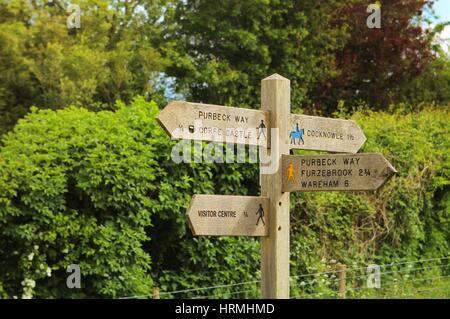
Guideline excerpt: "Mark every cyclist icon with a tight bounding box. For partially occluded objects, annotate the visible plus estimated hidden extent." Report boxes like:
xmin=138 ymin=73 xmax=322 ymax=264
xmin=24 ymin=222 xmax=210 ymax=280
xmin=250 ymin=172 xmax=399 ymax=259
xmin=256 ymin=204 xmax=265 ymax=226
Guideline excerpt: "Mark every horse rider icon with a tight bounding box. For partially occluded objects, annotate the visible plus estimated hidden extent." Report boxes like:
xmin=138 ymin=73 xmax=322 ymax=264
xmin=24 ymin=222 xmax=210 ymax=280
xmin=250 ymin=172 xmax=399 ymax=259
xmin=256 ymin=204 xmax=265 ymax=226
xmin=257 ymin=120 xmax=267 ymax=139
xmin=290 ymin=123 xmax=305 ymax=145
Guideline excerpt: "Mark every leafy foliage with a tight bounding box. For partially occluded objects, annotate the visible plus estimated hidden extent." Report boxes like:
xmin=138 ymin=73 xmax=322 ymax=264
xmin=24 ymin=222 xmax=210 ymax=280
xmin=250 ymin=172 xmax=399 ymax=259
xmin=0 ymin=97 xmax=162 ymax=298
xmin=0 ymin=0 xmax=448 ymax=135
xmin=163 ymin=0 xmax=348 ymax=113
xmin=0 ymin=0 xmax=166 ymax=134
xmin=0 ymin=97 xmax=448 ymax=298
xmin=163 ymin=0 xmax=443 ymax=114
xmin=312 ymin=0 xmax=437 ymax=112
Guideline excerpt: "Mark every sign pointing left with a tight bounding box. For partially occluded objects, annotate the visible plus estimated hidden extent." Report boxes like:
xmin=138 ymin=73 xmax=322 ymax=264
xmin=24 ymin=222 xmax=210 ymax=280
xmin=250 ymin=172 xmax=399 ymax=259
xmin=187 ymin=195 xmax=269 ymax=236
xmin=157 ymin=101 xmax=270 ymax=146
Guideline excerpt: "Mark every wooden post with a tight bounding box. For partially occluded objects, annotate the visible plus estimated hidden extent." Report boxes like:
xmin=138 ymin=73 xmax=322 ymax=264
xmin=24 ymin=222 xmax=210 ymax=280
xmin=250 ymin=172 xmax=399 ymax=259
xmin=260 ymin=74 xmax=290 ymax=299
xmin=337 ymin=264 xmax=346 ymax=299
xmin=152 ymin=287 xmax=160 ymax=299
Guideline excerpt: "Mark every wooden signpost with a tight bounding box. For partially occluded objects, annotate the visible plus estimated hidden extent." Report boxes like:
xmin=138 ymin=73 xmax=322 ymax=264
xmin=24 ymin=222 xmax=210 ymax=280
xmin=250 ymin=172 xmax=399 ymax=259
xmin=156 ymin=74 xmax=397 ymax=299
xmin=186 ymin=195 xmax=269 ymax=236
xmin=282 ymin=153 xmax=397 ymax=192
xmin=260 ymin=74 xmax=291 ymax=299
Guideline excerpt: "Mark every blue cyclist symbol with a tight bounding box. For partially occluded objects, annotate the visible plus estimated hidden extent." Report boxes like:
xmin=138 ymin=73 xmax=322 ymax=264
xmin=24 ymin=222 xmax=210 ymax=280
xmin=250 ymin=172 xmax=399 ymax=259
xmin=289 ymin=123 xmax=305 ymax=145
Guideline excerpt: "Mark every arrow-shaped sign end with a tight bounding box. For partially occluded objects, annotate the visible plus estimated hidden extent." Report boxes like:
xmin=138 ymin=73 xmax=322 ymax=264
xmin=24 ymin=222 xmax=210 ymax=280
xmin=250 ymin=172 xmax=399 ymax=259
xmin=353 ymin=121 xmax=367 ymax=153
xmin=156 ymin=113 xmax=172 ymax=138
xmin=157 ymin=101 xmax=185 ymax=139
xmin=375 ymin=156 xmax=397 ymax=191
xmin=186 ymin=195 xmax=198 ymax=236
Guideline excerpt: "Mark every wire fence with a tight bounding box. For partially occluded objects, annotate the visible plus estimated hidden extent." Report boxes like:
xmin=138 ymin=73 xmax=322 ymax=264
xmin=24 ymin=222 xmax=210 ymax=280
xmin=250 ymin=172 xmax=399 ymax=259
xmin=118 ymin=256 xmax=450 ymax=299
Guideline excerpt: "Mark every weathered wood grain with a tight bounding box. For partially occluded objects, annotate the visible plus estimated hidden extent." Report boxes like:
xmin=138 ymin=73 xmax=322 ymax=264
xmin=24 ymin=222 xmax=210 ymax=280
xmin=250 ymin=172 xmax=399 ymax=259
xmin=187 ymin=195 xmax=269 ymax=236
xmin=282 ymin=153 xmax=397 ymax=192
xmin=289 ymin=114 xmax=366 ymax=153
xmin=157 ymin=101 xmax=270 ymax=147
xmin=260 ymin=73 xmax=291 ymax=299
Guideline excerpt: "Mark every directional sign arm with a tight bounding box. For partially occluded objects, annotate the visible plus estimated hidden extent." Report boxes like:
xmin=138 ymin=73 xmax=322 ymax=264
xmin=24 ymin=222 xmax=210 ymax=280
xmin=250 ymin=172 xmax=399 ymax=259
xmin=186 ymin=195 xmax=270 ymax=236
xmin=289 ymin=114 xmax=366 ymax=153
xmin=157 ymin=101 xmax=270 ymax=146
xmin=282 ymin=153 xmax=396 ymax=192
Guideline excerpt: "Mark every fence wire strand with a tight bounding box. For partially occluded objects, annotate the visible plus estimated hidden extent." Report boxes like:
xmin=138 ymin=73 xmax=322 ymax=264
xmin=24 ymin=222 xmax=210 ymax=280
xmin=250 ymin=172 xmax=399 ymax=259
xmin=118 ymin=256 xmax=449 ymax=299
xmin=290 ymin=275 xmax=450 ymax=299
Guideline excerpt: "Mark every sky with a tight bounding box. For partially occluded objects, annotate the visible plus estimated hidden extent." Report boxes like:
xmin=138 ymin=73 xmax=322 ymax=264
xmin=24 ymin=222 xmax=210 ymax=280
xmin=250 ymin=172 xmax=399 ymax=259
xmin=432 ymin=0 xmax=450 ymax=54
xmin=433 ymin=0 xmax=450 ymax=23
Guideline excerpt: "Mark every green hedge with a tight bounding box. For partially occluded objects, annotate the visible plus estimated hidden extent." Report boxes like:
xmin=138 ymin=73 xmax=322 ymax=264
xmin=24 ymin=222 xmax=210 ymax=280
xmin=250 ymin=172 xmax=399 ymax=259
xmin=0 ymin=98 xmax=162 ymax=298
xmin=0 ymin=98 xmax=448 ymax=298
xmin=289 ymin=107 xmax=449 ymax=297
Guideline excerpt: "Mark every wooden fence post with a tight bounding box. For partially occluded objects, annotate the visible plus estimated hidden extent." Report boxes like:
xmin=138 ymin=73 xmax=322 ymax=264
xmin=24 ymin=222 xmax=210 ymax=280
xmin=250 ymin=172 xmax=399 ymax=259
xmin=337 ymin=263 xmax=347 ymax=299
xmin=260 ymin=74 xmax=291 ymax=299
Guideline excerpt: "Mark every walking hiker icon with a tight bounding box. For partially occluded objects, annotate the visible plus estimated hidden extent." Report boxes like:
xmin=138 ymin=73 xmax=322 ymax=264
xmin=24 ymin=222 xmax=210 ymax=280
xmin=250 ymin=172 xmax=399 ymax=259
xmin=257 ymin=120 xmax=267 ymax=139
xmin=256 ymin=204 xmax=265 ymax=226
xmin=287 ymin=162 xmax=295 ymax=183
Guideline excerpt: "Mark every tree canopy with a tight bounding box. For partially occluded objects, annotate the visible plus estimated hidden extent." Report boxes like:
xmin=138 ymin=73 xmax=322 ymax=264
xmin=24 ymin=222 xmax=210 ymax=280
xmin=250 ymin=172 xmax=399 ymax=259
xmin=0 ymin=0 xmax=166 ymax=134
xmin=1 ymin=0 xmax=447 ymax=134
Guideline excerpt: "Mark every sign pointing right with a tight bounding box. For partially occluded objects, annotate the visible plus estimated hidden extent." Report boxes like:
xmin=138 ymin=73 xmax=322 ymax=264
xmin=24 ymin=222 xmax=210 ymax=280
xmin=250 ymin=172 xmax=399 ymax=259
xmin=282 ymin=153 xmax=397 ymax=192
xmin=289 ymin=114 xmax=366 ymax=153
